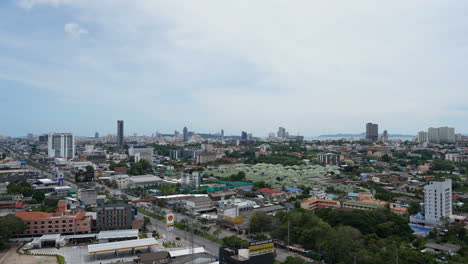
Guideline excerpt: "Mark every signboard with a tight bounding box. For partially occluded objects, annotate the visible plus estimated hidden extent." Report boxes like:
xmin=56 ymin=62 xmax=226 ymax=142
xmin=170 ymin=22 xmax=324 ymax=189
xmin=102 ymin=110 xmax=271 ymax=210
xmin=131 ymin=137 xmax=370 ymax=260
xmin=166 ymin=214 xmax=174 ymax=226
xmin=249 ymin=239 xmax=274 ymax=256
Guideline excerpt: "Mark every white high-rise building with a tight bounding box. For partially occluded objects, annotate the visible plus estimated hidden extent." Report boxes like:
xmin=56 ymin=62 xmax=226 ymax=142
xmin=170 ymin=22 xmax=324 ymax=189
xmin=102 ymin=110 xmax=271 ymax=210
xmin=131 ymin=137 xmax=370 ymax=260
xmin=428 ymin=127 xmax=455 ymax=143
xmin=424 ymin=179 xmax=452 ymax=225
xmin=48 ymin=133 xmax=75 ymax=159
xmin=417 ymin=131 xmax=429 ymax=143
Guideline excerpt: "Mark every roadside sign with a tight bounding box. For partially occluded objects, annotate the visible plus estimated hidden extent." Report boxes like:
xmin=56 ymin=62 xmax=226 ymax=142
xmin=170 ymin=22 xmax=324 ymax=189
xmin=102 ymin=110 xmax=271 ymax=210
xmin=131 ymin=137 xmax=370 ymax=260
xmin=166 ymin=214 xmax=174 ymax=226
xmin=249 ymin=239 xmax=274 ymax=256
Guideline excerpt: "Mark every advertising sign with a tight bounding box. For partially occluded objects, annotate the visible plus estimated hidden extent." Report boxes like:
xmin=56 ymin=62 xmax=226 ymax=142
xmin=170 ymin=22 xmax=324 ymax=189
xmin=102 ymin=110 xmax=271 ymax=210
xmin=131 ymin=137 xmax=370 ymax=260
xmin=166 ymin=214 xmax=174 ymax=226
xmin=249 ymin=239 xmax=274 ymax=256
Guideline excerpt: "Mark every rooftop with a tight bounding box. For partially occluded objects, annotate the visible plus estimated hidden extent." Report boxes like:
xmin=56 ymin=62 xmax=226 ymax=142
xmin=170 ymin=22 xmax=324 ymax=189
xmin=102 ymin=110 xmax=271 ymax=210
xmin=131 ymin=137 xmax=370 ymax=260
xmin=97 ymin=229 xmax=139 ymax=240
xmin=88 ymin=238 xmax=158 ymax=254
xmin=15 ymin=211 xmax=53 ymax=220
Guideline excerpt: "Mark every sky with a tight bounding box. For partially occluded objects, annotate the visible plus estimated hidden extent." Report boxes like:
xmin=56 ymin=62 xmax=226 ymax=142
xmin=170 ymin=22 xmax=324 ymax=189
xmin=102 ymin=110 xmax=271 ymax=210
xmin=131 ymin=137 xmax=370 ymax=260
xmin=1 ymin=0 xmax=468 ymax=137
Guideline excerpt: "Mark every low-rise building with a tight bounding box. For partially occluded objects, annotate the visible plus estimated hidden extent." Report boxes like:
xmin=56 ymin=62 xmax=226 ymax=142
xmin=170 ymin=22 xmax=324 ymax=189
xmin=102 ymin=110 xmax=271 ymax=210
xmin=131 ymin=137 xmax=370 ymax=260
xmin=79 ymin=189 xmax=97 ymax=206
xmin=128 ymin=175 xmax=162 ymax=188
xmin=195 ymin=152 xmax=224 ymax=164
xmin=14 ymin=200 xmax=91 ymax=235
xmin=53 ymin=186 xmax=72 ymax=197
xmin=96 ymin=203 xmax=135 ymax=231
xmin=183 ymin=196 xmax=215 ymax=213
xmin=301 ymin=198 xmax=341 ymax=211
xmin=317 ymin=153 xmax=340 ymax=165
xmin=111 ymin=174 xmax=130 ymax=189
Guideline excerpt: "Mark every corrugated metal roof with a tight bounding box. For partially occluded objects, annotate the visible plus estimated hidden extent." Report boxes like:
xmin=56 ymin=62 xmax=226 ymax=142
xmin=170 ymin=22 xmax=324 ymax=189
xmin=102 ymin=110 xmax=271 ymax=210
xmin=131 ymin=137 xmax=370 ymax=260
xmin=168 ymin=247 xmax=205 ymax=257
xmin=88 ymin=238 xmax=158 ymax=253
xmin=97 ymin=229 xmax=139 ymax=240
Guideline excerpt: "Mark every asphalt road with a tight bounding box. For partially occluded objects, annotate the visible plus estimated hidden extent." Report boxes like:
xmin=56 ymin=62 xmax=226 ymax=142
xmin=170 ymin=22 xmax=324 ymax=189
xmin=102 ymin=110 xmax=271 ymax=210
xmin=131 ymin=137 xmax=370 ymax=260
xmin=135 ymin=210 xmax=221 ymax=258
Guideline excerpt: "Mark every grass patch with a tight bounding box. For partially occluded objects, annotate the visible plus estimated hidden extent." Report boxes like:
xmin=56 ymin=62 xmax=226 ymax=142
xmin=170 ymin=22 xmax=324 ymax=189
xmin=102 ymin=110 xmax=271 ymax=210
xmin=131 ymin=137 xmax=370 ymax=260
xmin=137 ymin=207 xmax=165 ymax=221
xmin=453 ymin=186 xmax=468 ymax=193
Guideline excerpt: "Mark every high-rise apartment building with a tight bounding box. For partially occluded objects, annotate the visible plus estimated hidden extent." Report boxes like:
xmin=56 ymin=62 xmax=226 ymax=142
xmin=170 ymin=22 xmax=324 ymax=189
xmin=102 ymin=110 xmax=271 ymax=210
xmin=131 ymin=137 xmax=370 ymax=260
xmin=241 ymin=131 xmax=248 ymax=141
xmin=428 ymin=127 xmax=455 ymax=144
xmin=417 ymin=131 xmax=429 ymax=143
xmin=117 ymin=120 xmax=124 ymax=150
xmin=48 ymin=133 xmax=75 ymax=159
xmin=424 ymin=179 xmax=452 ymax=225
xmin=277 ymin=127 xmax=286 ymax=138
xmin=365 ymin=123 xmax=379 ymax=141
xmin=183 ymin=126 xmax=189 ymax=142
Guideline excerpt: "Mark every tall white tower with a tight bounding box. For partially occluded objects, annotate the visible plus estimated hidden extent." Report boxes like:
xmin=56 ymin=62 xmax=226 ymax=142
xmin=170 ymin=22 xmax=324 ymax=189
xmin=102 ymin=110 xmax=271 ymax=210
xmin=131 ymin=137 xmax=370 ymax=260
xmin=424 ymin=179 xmax=452 ymax=225
xmin=48 ymin=133 xmax=75 ymax=160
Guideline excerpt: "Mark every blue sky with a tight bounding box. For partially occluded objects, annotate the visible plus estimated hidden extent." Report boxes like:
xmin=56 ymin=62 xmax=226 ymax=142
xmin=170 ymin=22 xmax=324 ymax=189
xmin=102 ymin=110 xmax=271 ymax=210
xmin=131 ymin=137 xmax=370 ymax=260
xmin=1 ymin=0 xmax=468 ymax=137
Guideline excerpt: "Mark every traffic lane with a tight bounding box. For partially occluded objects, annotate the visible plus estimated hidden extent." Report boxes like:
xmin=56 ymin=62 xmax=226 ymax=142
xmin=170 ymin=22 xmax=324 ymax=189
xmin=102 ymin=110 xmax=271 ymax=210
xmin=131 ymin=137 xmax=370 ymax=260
xmin=136 ymin=212 xmax=220 ymax=257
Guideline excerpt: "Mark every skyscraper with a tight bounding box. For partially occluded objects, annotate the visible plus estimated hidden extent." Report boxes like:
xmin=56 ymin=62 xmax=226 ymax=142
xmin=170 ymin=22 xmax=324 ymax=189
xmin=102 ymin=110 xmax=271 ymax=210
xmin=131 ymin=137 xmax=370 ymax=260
xmin=365 ymin=123 xmax=378 ymax=141
xmin=94 ymin=132 xmax=99 ymax=139
xmin=241 ymin=131 xmax=248 ymax=141
xmin=277 ymin=127 xmax=286 ymax=138
xmin=183 ymin=126 xmax=189 ymax=142
xmin=424 ymin=179 xmax=452 ymax=225
xmin=417 ymin=131 xmax=429 ymax=143
xmin=117 ymin=120 xmax=124 ymax=150
xmin=221 ymin=129 xmax=224 ymax=141
xmin=48 ymin=133 xmax=75 ymax=159
xmin=428 ymin=127 xmax=455 ymax=143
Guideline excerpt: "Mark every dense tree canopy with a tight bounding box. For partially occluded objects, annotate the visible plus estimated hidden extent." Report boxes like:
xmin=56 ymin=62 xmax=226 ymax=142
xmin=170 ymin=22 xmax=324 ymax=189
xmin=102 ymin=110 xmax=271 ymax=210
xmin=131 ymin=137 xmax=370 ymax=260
xmin=0 ymin=215 xmax=27 ymax=239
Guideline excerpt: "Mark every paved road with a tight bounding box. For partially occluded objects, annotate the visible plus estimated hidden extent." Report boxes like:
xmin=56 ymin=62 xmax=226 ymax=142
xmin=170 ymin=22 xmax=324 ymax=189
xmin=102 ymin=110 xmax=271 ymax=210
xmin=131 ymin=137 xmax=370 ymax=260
xmin=135 ymin=209 xmax=221 ymax=258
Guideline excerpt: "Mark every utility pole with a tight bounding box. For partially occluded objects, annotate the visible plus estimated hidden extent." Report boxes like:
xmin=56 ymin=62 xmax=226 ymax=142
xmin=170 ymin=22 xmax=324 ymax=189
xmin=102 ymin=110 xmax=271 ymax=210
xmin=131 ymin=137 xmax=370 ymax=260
xmin=287 ymin=216 xmax=290 ymax=251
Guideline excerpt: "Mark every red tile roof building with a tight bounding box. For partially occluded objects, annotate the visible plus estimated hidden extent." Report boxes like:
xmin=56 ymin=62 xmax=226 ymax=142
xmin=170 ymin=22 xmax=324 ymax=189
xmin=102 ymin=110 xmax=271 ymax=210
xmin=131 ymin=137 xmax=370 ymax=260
xmin=257 ymin=188 xmax=283 ymax=194
xmin=14 ymin=200 xmax=91 ymax=236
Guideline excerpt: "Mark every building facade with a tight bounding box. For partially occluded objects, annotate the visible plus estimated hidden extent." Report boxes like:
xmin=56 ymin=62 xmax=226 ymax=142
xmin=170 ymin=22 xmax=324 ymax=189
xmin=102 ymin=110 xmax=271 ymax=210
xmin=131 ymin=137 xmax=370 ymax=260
xmin=117 ymin=120 xmax=124 ymax=150
xmin=366 ymin=123 xmax=379 ymax=141
xmin=96 ymin=203 xmax=135 ymax=231
xmin=424 ymin=179 xmax=452 ymax=225
xmin=317 ymin=153 xmax=340 ymax=165
xmin=428 ymin=127 xmax=455 ymax=143
xmin=15 ymin=200 xmax=91 ymax=235
xmin=48 ymin=133 xmax=75 ymax=159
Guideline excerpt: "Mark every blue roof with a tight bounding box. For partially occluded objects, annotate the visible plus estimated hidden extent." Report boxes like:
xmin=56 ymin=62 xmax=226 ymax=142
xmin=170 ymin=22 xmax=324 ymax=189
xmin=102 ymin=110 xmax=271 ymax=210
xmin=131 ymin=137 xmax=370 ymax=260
xmin=285 ymin=187 xmax=302 ymax=192
xmin=326 ymin=194 xmax=337 ymax=199
xmin=284 ymin=203 xmax=295 ymax=209
xmin=347 ymin=192 xmax=359 ymax=197
xmin=414 ymin=212 xmax=425 ymax=220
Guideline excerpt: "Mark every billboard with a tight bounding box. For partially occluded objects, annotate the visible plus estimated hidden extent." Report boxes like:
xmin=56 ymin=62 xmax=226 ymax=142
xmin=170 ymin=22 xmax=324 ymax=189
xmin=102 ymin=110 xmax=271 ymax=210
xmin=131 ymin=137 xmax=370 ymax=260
xmin=249 ymin=239 xmax=274 ymax=257
xmin=166 ymin=214 xmax=174 ymax=226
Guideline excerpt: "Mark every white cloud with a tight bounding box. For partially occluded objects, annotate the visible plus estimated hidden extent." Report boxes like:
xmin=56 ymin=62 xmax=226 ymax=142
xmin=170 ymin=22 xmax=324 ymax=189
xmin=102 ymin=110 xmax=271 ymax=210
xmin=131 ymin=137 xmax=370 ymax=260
xmin=17 ymin=0 xmax=72 ymax=9
xmin=64 ymin=22 xmax=88 ymax=40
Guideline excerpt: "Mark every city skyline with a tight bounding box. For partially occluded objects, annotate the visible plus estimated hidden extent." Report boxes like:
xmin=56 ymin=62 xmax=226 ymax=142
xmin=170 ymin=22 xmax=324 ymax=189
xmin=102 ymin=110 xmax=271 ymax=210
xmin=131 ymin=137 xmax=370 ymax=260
xmin=2 ymin=1 xmax=468 ymax=136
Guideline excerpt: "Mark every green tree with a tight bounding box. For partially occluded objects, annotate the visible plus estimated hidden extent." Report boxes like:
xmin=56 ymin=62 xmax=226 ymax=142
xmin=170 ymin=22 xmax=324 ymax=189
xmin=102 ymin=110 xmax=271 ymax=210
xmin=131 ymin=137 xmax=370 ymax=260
xmin=321 ymin=226 xmax=363 ymax=264
xmin=283 ymin=256 xmax=307 ymax=264
xmin=249 ymin=211 xmax=273 ymax=233
xmin=32 ymin=191 xmax=45 ymax=203
xmin=431 ymin=159 xmax=454 ymax=171
xmin=85 ymin=165 xmax=95 ymax=173
xmin=408 ymin=202 xmax=421 ymax=215
xmin=222 ymin=235 xmax=249 ymax=248
xmin=0 ymin=215 xmax=27 ymax=240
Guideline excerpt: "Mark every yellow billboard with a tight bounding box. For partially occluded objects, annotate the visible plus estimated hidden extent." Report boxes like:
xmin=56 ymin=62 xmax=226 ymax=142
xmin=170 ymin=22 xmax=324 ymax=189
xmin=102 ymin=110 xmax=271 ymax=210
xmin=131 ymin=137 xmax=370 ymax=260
xmin=248 ymin=239 xmax=274 ymax=256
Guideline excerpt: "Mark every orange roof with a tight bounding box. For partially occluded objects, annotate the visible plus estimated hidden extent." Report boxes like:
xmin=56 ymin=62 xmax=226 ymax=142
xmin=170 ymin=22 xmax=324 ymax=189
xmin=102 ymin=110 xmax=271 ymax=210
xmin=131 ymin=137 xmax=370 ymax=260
xmin=15 ymin=212 xmax=53 ymax=220
xmin=304 ymin=198 xmax=340 ymax=204
xmin=74 ymin=212 xmax=86 ymax=220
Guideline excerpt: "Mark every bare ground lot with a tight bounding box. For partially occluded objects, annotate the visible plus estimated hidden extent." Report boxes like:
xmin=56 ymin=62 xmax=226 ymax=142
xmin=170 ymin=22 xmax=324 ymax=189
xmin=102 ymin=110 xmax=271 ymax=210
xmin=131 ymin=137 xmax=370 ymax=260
xmin=0 ymin=244 xmax=57 ymax=264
